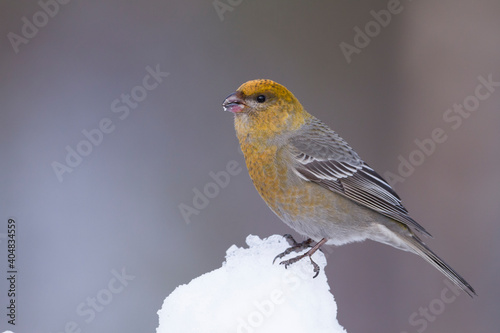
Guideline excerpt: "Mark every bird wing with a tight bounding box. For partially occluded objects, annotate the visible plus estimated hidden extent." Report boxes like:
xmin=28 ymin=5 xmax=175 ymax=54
xmin=289 ymin=119 xmax=431 ymax=237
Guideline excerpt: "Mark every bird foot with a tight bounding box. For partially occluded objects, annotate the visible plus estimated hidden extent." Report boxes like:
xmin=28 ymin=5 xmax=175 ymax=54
xmin=279 ymin=252 xmax=321 ymax=278
xmin=272 ymin=234 xmax=313 ymax=264
xmin=273 ymin=235 xmax=327 ymax=278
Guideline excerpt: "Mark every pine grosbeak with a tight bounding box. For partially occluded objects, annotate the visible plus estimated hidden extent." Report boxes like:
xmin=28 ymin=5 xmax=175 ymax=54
xmin=223 ymin=79 xmax=475 ymax=296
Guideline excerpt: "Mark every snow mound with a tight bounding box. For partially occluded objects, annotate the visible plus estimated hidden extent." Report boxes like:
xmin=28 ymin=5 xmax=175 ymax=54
xmin=157 ymin=234 xmax=346 ymax=333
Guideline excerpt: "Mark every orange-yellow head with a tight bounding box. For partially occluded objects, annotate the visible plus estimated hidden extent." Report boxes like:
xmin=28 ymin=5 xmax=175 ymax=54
xmin=223 ymin=79 xmax=309 ymax=142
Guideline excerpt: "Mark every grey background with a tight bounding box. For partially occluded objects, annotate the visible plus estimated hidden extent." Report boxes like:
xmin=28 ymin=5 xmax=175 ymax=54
xmin=1 ymin=0 xmax=499 ymax=332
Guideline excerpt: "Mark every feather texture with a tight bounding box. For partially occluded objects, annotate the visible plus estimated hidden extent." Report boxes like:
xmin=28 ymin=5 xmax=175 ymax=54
xmin=290 ymin=117 xmax=431 ymax=237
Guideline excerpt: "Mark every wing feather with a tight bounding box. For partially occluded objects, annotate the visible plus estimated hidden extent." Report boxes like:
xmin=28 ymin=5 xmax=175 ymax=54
xmin=289 ymin=119 xmax=431 ymax=236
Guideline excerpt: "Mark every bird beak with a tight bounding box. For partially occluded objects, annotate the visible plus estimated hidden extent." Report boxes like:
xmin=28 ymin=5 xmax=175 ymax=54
xmin=222 ymin=92 xmax=246 ymax=113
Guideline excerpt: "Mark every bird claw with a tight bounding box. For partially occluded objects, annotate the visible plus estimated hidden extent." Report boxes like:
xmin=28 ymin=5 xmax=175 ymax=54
xmin=311 ymin=258 xmax=320 ymax=278
xmin=282 ymin=234 xmax=300 ymax=246
xmin=272 ymin=235 xmax=313 ymax=264
xmin=273 ymin=235 xmax=322 ymax=278
xmin=278 ymin=252 xmax=321 ymax=278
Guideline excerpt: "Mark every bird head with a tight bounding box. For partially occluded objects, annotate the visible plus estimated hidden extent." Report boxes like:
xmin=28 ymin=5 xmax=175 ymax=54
xmin=223 ymin=79 xmax=308 ymax=142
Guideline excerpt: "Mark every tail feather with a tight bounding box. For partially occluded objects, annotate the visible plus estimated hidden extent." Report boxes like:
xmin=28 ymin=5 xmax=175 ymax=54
xmin=403 ymin=234 xmax=476 ymax=297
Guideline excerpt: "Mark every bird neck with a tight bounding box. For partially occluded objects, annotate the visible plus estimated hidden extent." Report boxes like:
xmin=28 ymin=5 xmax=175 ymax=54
xmin=234 ymin=109 xmax=311 ymax=146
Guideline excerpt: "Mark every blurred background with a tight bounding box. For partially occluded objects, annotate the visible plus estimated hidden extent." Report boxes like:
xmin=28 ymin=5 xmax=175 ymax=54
xmin=1 ymin=0 xmax=499 ymax=332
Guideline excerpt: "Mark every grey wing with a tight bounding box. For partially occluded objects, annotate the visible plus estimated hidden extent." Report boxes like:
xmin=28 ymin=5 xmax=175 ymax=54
xmin=289 ymin=120 xmax=431 ymax=237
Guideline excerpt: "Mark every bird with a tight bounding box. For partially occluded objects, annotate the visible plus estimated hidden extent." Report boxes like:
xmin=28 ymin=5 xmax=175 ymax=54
xmin=222 ymin=79 xmax=475 ymax=297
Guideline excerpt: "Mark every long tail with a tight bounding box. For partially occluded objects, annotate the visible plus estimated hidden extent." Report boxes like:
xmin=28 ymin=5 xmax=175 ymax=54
xmin=401 ymin=233 xmax=476 ymax=297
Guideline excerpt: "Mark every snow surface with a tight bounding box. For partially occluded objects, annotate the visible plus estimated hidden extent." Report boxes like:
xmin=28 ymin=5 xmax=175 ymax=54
xmin=157 ymin=234 xmax=346 ymax=333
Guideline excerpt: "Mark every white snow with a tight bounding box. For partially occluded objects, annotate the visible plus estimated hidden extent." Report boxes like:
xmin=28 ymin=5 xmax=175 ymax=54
xmin=157 ymin=234 xmax=346 ymax=333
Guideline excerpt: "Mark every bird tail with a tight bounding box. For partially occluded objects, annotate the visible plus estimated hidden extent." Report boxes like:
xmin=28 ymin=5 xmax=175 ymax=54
xmin=400 ymin=233 xmax=476 ymax=297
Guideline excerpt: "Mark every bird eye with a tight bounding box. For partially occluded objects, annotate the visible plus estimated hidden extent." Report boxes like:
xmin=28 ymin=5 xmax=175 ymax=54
xmin=256 ymin=95 xmax=266 ymax=103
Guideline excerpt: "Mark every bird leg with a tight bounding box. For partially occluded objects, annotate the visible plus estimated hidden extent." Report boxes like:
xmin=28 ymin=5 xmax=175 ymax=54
xmin=274 ymin=236 xmax=328 ymax=278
